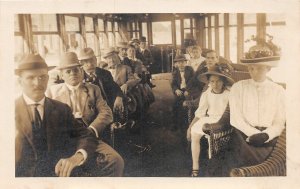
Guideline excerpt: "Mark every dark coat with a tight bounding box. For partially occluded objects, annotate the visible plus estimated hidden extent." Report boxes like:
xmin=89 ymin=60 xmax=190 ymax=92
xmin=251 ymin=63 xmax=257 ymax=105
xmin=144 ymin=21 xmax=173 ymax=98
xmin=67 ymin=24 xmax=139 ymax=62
xmin=139 ymin=48 xmax=153 ymax=67
xmin=84 ymin=67 xmax=123 ymax=109
xmin=15 ymin=96 xmax=98 ymax=177
xmin=171 ymin=66 xmax=202 ymax=100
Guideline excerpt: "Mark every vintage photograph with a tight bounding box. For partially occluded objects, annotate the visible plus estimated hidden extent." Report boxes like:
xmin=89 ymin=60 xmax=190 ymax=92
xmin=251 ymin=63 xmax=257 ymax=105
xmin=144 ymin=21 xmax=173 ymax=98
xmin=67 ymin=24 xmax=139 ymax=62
xmin=1 ymin=0 xmax=300 ymax=189
xmin=13 ymin=12 xmax=287 ymax=177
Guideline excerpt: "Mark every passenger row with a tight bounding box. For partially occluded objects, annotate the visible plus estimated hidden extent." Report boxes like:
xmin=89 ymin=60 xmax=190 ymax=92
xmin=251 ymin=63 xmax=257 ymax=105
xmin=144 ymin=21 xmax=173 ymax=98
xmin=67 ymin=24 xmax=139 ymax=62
xmin=15 ymin=36 xmax=155 ymax=177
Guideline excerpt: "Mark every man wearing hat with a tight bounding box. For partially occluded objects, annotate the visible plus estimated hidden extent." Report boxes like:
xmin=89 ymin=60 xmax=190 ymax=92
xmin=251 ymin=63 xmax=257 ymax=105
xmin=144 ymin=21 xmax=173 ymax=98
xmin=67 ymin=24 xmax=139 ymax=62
xmin=171 ymin=54 xmax=201 ymax=131
xmin=78 ymin=48 xmax=124 ymax=113
xmin=116 ymin=42 xmax=128 ymax=62
xmin=102 ymin=47 xmax=140 ymax=94
xmin=15 ymin=53 xmax=98 ymax=177
xmin=226 ymin=40 xmax=286 ymax=174
xmin=47 ymin=52 xmax=124 ymax=176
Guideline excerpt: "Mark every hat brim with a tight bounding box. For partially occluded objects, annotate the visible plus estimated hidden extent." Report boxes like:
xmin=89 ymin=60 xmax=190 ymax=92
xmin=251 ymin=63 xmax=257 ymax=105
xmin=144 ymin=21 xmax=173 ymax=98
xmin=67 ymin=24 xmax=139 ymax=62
xmin=197 ymin=71 xmax=235 ymax=86
xmin=78 ymin=55 xmax=95 ymax=61
xmin=15 ymin=66 xmax=55 ymax=75
xmin=56 ymin=63 xmax=81 ymax=70
xmin=240 ymin=56 xmax=280 ymax=67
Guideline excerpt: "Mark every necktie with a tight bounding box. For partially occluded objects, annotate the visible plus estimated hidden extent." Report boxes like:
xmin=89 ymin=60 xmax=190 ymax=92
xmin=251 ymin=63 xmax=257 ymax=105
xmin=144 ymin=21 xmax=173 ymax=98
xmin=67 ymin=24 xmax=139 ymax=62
xmin=33 ymin=104 xmax=42 ymax=130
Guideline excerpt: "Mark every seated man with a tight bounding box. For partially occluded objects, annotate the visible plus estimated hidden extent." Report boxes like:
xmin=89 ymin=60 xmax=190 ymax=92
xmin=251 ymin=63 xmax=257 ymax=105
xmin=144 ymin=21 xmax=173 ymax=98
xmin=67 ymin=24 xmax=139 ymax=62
xmin=116 ymin=42 xmax=128 ymax=62
xmin=78 ymin=48 xmax=124 ymax=114
xmin=47 ymin=52 xmax=124 ymax=176
xmin=102 ymin=47 xmax=141 ymax=95
xmin=226 ymin=42 xmax=285 ymax=175
xmin=15 ymin=54 xmax=98 ymax=177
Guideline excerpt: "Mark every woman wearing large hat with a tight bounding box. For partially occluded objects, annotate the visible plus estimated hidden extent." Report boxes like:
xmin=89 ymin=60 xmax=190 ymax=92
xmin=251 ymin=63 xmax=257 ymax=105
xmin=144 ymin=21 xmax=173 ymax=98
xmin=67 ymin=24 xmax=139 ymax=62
xmin=225 ymin=38 xmax=286 ymax=176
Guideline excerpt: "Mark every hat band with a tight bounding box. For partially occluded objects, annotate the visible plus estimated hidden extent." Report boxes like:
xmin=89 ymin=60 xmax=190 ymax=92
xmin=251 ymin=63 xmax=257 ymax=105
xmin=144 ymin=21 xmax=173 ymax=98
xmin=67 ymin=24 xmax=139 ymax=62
xmin=18 ymin=62 xmax=48 ymax=70
xmin=240 ymin=56 xmax=280 ymax=63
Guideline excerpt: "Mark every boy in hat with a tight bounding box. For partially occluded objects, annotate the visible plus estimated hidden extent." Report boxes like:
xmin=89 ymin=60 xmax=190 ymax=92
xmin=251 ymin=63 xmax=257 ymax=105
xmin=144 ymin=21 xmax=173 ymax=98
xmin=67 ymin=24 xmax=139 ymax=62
xmin=171 ymin=54 xmax=201 ymax=131
xmin=15 ymin=54 xmax=98 ymax=177
xmin=47 ymin=52 xmax=124 ymax=176
xmin=227 ymin=40 xmax=285 ymax=174
xmin=78 ymin=47 xmax=124 ymax=113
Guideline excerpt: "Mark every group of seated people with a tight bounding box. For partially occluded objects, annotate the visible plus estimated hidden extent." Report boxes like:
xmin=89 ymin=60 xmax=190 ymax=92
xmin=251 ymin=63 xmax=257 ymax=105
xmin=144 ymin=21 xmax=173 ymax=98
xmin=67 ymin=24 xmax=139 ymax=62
xmin=15 ymin=37 xmax=155 ymax=177
xmin=171 ymin=41 xmax=285 ymax=177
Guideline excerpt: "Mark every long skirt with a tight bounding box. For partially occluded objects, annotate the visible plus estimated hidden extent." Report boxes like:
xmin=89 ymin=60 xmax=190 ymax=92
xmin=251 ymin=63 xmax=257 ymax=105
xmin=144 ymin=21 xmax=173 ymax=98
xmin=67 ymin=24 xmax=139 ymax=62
xmin=213 ymin=128 xmax=278 ymax=176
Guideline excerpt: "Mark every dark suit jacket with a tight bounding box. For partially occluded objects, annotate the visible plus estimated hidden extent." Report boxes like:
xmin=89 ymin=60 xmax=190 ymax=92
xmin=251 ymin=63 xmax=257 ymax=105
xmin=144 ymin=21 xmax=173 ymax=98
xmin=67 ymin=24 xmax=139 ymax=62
xmin=15 ymin=96 xmax=98 ymax=177
xmin=171 ymin=66 xmax=202 ymax=100
xmin=84 ymin=67 xmax=123 ymax=109
xmin=139 ymin=48 xmax=153 ymax=66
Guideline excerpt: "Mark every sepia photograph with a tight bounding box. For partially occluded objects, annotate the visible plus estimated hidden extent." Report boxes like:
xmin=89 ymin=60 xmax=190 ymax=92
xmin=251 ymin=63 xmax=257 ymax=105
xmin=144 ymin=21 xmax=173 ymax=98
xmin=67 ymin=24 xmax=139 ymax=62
xmin=1 ymin=0 xmax=300 ymax=189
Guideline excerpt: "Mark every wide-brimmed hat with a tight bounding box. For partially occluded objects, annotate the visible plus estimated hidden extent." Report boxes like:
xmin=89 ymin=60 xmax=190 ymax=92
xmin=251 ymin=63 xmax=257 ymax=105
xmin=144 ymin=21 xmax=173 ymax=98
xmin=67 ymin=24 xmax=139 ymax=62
xmin=240 ymin=36 xmax=281 ymax=67
xmin=15 ymin=54 xmax=55 ymax=75
xmin=174 ymin=54 xmax=187 ymax=62
xmin=57 ymin=52 xmax=81 ymax=70
xmin=78 ymin=47 xmax=96 ymax=61
xmin=102 ymin=47 xmax=118 ymax=58
xmin=116 ymin=42 xmax=128 ymax=49
xmin=198 ymin=64 xmax=235 ymax=85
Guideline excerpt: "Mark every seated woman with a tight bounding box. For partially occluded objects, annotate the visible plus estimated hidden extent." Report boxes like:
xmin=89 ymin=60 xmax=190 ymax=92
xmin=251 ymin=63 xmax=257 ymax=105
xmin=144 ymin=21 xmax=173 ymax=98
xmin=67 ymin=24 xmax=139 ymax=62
xmin=225 ymin=41 xmax=285 ymax=175
xmin=187 ymin=45 xmax=206 ymax=72
xmin=186 ymin=64 xmax=235 ymax=177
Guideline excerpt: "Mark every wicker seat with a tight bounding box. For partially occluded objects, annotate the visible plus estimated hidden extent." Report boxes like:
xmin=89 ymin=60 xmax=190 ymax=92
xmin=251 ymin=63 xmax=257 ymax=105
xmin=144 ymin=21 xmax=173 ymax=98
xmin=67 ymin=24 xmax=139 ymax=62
xmin=230 ymin=128 xmax=286 ymax=176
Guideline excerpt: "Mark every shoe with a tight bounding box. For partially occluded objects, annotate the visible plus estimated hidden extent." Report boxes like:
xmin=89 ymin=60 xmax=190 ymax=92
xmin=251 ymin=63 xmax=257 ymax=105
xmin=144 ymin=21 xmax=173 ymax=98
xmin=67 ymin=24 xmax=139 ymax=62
xmin=191 ymin=170 xmax=199 ymax=177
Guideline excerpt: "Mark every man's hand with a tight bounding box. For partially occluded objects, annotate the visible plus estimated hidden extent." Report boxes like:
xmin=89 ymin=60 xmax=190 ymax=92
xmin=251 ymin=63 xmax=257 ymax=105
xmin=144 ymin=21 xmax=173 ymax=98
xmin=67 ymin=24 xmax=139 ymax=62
xmin=120 ymin=84 xmax=128 ymax=94
xmin=113 ymin=96 xmax=124 ymax=112
xmin=175 ymin=89 xmax=183 ymax=97
xmin=247 ymin=133 xmax=269 ymax=147
xmin=55 ymin=153 xmax=84 ymax=177
xmin=186 ymin=127 xmax=191 ymax=142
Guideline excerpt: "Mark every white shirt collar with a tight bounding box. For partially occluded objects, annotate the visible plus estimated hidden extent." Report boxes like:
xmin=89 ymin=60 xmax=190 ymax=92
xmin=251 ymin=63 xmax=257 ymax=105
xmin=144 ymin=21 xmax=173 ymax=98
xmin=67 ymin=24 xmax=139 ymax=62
xmin=23 ymin=93 xmax=45 ymax=106
xmin=65 ymin=83 xmax=81 ymax=91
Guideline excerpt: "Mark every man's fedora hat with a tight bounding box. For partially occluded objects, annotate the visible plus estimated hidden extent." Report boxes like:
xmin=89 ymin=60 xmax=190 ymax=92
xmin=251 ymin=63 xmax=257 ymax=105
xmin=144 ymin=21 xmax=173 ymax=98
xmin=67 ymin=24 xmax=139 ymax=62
xmin=102 ymin=47 xmax=118 ymax=58
xmin=198 ymin=64 xmax=235 ymax=86
xmin=129 ymin=38 xmax=140 ymax=45
xmin=116 ymin=42 xmax=129 ymax=49
xmin=57 ymin=52 xmax=81 ymax=70
xmin=240 ymin=35 xmax=281 ymax=67
xmin=140 ymin=36 xmax=147 ymax=42
xmin=174 ymin=54 xmax=187 ymax=62
xmin=78 ymin=47 xmax=96 ymax=61
xmin=15 ymin=53 xmax=55 ymax=75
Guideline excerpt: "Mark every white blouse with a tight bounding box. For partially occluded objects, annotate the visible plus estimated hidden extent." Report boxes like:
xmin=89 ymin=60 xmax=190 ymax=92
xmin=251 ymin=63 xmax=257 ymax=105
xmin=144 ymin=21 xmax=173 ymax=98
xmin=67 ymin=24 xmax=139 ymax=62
xmin=188 ymin=56 xmax=206 ymax=72
xmin=229 ymin=79 xmax=286 ymax=141
xmin=195 ymin=88 xmax=230 ymax=119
